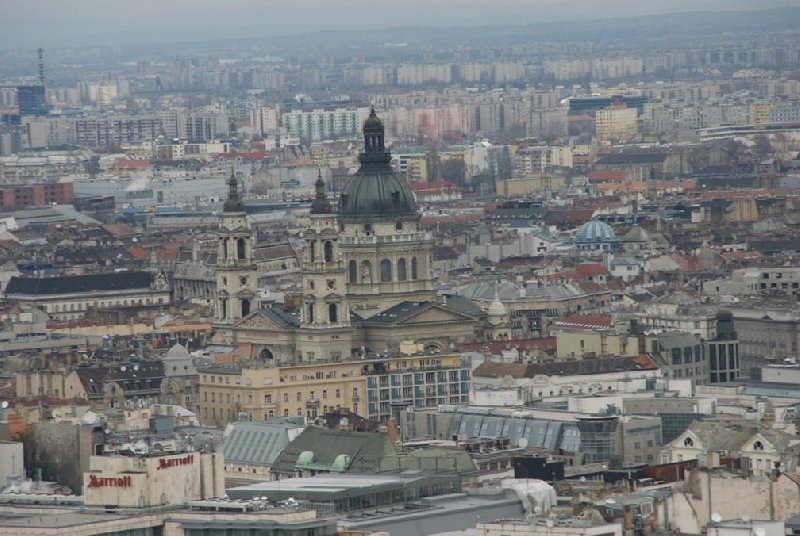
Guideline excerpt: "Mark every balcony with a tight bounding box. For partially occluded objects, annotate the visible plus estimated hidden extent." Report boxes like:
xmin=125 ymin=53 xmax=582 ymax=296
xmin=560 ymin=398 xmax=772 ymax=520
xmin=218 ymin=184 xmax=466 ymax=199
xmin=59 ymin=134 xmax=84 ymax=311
xmin=306 ymin=398 xmax=320 ymax=409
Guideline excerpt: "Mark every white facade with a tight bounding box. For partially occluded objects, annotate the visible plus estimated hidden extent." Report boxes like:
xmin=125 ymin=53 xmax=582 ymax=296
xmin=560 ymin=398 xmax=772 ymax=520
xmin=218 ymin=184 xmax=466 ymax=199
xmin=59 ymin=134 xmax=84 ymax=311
xmin=478 ymin=519 xmax=622 ymax=536
xmin=0 ymin=441 xmax=24 ymax=485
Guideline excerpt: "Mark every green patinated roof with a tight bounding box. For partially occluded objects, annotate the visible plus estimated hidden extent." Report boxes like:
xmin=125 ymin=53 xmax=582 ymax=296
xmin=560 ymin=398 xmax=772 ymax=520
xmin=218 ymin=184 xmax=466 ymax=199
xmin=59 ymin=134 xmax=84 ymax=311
xmin=337 ymin=168 xmax=417 ymax=221
xmin=271 ymin=427 xmax=397 ymax=474
xmin=380 ymin=447 xmax=477 ymax=474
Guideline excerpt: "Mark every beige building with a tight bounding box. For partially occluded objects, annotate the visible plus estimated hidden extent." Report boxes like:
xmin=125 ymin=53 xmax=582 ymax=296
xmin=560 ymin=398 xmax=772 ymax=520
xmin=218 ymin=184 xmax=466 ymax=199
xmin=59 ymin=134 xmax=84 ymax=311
xmin=595 ymin=106 xmax=638 ymax=143
xmin=198 ymin=347 xmax=469 ymax=426
xmin=4 ymin=271 xmax=171 ymax=322
xmin=83 ymin=452 xmax=224 ymax=508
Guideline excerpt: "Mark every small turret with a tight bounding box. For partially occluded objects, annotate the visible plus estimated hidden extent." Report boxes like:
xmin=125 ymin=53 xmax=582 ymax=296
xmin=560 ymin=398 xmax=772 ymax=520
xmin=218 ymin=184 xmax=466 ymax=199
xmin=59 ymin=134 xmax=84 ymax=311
xmin=310 ymin=168 xmax=332 ymax=215
xmin=223 ymin=167 xmax=244 ymax=213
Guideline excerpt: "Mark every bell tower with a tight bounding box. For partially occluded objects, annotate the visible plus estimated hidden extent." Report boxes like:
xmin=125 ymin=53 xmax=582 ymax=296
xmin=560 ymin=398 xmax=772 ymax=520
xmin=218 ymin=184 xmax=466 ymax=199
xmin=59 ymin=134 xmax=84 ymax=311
xmin=297 ymin=171 xmax=352 ymax=361
xmin=215 ymin=168 xmax=257 ymax=325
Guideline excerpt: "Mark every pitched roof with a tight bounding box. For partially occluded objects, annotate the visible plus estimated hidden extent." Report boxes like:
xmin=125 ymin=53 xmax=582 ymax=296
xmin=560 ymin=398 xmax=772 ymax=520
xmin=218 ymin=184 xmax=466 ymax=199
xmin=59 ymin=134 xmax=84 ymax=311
xmin=6 ymin=271 xmax=154 ymax=296
xmin=271 ymin=427 xmax=396 ymax=474
xmin=474 ymin=355 xmax=657 ymax=379
xmin=678 ymin=420 xmax=760 ymax=452
xmin=222 ymin=421 xmax=301 ymax=467
xmin=572 ymin=263 xmax=610 ymax=278
xmin=553 ymin=313 xmax=613 ymax=331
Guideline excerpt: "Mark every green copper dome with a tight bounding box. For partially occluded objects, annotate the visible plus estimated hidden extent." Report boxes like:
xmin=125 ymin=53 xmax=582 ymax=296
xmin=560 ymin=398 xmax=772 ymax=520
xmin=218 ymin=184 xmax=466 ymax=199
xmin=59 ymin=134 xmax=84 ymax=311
xmin=337 ymin=108 xmax=418 ymax=221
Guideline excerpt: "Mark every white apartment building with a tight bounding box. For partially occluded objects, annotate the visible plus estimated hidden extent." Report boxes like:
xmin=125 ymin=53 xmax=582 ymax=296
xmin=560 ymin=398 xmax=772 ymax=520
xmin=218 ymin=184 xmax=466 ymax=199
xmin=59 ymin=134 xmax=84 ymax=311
xmin=249 ymin=106 xmax=280 ymax=136
xmin=281 ymin=107 xmax=369 ymax=142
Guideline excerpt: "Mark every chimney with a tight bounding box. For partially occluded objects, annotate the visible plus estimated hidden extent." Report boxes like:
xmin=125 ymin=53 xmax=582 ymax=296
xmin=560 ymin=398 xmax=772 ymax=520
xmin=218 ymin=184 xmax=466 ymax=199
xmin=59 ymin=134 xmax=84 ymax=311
xmin=386 ymin=418 xmax=399 ymax=443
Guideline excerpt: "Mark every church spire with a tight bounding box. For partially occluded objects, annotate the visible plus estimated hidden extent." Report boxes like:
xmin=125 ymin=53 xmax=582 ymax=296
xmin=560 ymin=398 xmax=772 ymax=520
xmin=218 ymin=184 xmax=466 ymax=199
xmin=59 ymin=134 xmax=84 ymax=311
xmin=310 ymin=168 xmax=332 ymax=215
xmin=223 ymin=166 xmax=244 ymax=213
xmin=359 ymin=105 xmax=391 ymax=168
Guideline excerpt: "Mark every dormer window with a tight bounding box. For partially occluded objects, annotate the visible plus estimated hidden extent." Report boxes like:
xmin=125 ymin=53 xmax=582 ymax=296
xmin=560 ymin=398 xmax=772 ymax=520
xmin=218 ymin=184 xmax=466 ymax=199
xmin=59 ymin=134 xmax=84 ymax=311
xmin=754 ymin=440 xmax=764 ymax=451
xmin=683 ymin=437 xmax=694 ymax=447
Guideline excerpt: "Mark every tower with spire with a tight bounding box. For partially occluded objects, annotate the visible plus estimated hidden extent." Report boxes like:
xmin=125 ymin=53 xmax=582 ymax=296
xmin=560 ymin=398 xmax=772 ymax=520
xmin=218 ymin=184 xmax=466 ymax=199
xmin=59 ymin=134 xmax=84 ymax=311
xmin=214 ymin=168 xmax=257 ymax=326
xmin=297 ymin=169 xmax=352 ymax=360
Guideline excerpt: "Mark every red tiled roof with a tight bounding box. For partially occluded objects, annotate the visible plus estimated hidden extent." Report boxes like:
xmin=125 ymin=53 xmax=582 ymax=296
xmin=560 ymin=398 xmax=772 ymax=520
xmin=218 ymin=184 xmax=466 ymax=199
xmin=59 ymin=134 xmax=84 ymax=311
xmin=720 ymin=250 xmax=761 ymax=261
xmin=572 ymin=263 xmax=611 ymax=278
xmin=554 ymin=313 xmax=613 ymax=331
xmin=670 ymin=252 xmax=700 ymax=271
xmin=409 ymin=180 xmax=461 ymax=193
xmin=125 ymin=246 xmax=149 ymax=260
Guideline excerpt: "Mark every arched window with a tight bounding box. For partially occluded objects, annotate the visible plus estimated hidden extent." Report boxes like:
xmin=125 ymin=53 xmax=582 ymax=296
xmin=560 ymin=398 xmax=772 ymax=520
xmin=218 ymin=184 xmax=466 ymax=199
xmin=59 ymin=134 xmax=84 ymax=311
xmin=397 ymin=258 xmax=407 ymax=281
xmin=309 ymin=241 xmax=316 ymax=262
xmin=349 ymin=260 xmax=358 ymax=283
xmin=241 ymin=299 xmax=251 ymax=317
xmin=220 ymin=237 xmax=227 ymax=259
xmin=220 ymin=299 xmax=227 ymax=319
xmin=307 ymin=303 xmax=315 ymax=323
xmin=380 ymin=259 xmax=392 ymax=282
xmin=395 ymin=221 xmax=403 ymax=231
xmin=411 ymin=257 xmax=418 ymax=280
xmin=237 ymin=238 xmax=246 ymax=260
xmin=329 ymin=303 xmax=338 ymax=323
xmin=324 ymin=241 xmax=333 ymax=263
xmin=259 ymin=348 xmax=274 ymax=361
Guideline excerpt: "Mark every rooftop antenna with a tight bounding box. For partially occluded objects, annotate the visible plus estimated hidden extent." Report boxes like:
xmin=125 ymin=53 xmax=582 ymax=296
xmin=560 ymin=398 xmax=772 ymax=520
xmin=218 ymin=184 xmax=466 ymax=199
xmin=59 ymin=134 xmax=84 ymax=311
xmin=37 ymin=47 xmax=45 ymax=86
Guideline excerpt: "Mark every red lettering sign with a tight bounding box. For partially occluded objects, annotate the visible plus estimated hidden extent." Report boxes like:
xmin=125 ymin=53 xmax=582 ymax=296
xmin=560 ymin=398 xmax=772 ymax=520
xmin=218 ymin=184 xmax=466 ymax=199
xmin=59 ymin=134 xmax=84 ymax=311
xmin=87 ymin=474 xmax=132 ymax=488
xmin=157 ymin=454 xmax=194 ymax=470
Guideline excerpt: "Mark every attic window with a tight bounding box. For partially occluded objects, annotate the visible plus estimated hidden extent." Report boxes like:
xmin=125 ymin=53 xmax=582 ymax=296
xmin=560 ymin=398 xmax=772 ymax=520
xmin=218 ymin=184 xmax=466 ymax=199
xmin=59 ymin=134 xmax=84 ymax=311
xmin=754 ymin=440 xmax=764 ymax=451
xmin=683 ymin=437 xmax=694 ymax=447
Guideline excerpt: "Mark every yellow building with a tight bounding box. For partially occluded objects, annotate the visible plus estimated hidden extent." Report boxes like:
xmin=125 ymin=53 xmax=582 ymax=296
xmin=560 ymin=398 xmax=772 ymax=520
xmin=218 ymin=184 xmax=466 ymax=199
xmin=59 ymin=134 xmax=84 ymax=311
xmin=497 ymin=175 xmax=565 ymax=197
xmin=595 ymin=106 xmax=638 ymax=143
xmin=198 ymin=347 xmax=469 ymax=426
xmin=750 ymin=101 xmax=772 ymax=126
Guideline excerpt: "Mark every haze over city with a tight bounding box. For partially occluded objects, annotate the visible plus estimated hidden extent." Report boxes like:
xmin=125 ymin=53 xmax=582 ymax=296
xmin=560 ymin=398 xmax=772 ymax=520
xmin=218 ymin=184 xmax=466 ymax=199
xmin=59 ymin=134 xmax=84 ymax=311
xmin=2 ymin=0 xmax=799 ymax=47
xmin=0 ymin=1 xmax=799 ymax=536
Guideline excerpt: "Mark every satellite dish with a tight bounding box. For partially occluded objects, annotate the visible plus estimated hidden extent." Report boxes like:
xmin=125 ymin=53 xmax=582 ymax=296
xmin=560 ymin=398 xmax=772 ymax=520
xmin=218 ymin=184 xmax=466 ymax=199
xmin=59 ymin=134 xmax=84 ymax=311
xmin=120 ymin=366 xmax=126 ymax=371
xmin=518 ymin=438 xmax=528 ymax=449
xmin=546 ymin=519 xmax=554 ymax=528
xmin=754 ymin=529 xmax=766 ymax=536
xmin=741 ymin=515 xmax=750 ymax=523
xmin=1 ymin=401 xmax=8 ymax=409
xmin=711 ymin=513 xmax=722 ymax=524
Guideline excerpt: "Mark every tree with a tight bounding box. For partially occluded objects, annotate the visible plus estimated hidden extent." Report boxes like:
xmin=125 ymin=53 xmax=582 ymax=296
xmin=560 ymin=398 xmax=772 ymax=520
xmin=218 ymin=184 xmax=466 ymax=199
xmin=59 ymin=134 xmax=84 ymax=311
xmin=751 ymin=135 xmax=772 ymax=161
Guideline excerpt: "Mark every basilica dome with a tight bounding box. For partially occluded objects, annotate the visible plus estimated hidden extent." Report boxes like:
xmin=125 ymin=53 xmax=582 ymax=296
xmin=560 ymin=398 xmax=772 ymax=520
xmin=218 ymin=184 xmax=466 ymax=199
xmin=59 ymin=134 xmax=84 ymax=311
xmin=337 ymin=108 xmax=417 ymax=222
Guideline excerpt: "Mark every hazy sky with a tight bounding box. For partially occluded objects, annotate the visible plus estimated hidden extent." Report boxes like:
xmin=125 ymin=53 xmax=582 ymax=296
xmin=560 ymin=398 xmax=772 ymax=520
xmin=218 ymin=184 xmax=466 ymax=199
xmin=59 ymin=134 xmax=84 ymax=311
xmin=2 ymin=0 xmax=798 ymax=48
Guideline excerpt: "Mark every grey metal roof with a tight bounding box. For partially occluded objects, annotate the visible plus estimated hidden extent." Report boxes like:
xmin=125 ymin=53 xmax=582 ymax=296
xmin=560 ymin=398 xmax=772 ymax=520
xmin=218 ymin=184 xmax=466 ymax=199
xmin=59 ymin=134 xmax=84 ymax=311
xmin=222 ymin=421 xmax=302 ymax=467
xmin=449 ymin=412 xmax=580 ymax=452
